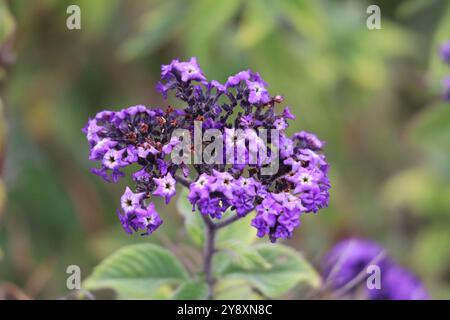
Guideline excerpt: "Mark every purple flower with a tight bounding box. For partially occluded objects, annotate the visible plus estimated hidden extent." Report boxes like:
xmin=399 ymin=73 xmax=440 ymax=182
xmin=210 ymin=80 xmax=226 ymax=92
xmin=120 ymin=186 xmax=145 ymax=213
xmin=246 ymin=80 xmax=270 ymax=104
xmin=197 ymin=197 xmax=229 ymax=219
xmin=161 ymin=59 xmax=179 ymax=79
xmin=367 ymin=265 xmax=429 ymax=300
xmin=177 ymin=57 xmax=206 ymax=82
xmin=439 ymin=41 xmax=450 ymax=64
xmin=226 ymin=70 xmax=250 ymax=87
xmin=118 ymin=203 xmax=163 ymax=235
xmin=323 ymin=239 xmax=429 ymax=300
xmin=210 ymin=170 xmax=235 ymax=199
xmin=134 ymin=203 xmax=163 ymax=235
xmin=89 ymin=138 xmax=117 ymax=161
xmin=153 ymin=173 xmax=177 ymax=204
xmin=162 ymin=136 xmax=180 ymax=154
xmin=251 ymin=216 xmax=270 ymax=238
xmin=273 ymin=118 xmax=288 ymax=131
xmin=278 ymin=135 xmax=294 ymax=159
xmin=293 ymin=131 xmax=325 ymax=150
xmin=282 ymin=106 xmax=295 ymax=120
xmin=322 ymin=239 xmax=388 ymax=290
xmin=442 ymin=76 xmax=450 ymax=102
xmin=102 ymin=148 xmax=126 ymax=170
xmin=83 ymin=118 xmax=103 ymax=145
xmin=231 ymin=189 xmax=255 ymax=217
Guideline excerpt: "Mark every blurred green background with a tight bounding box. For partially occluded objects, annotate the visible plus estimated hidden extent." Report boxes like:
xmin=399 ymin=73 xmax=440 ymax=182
xmin=0 ymin=0 xmax=449 ymax=299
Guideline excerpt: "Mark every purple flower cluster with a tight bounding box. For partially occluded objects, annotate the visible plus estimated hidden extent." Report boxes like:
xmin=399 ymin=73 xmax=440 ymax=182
xmin=439 ymin=41 xmax=450 ymax=102
xmin=83 ymin=57 xmax=330 ymax=241
xmin=322 ymin=239 xmax=429 ymax=300
xmin=82 ymin=105 xmax=185 ymax=235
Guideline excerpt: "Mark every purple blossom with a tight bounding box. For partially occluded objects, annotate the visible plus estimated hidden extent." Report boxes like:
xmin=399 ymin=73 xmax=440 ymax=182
xmin=442 ymin=76 xmax=450 ymax=102
xmin=226 ymin=70 xmax=250 ymax=87
xmin=282 ymin=106 xmax=295 ymax=120
xmin=153 ymin=173 xmax=177 ymax=204
xmin=176 ymin=57 xmax=207 ymax=82
xmin=89 ymin=138 xmax=117 ymax=161
xmin=440 ymin=41 xmax=450 ymax=64
xmin=293 ymin=131 xmax=325 ymax=150
xmin=322 ymin=239 xmax=429 ymax=300
xmin=121 ymin=186 xmax=145 ymax=214
xmin=367 ymin=265 xmax=429 ymax=300
xmin=322 ymin=239 xmax=388 ymax=290
xmin=247 ymin=80 xmax=270 ymax=104
xmin=102 ymin=148 xmax=126 ymax=170
xmin=118 ymin=203 xmax=162 ymax=235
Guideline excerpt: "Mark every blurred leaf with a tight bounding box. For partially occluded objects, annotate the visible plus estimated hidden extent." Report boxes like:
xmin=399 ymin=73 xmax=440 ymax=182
xmin=118 ymin=1 xmax=185 ymax=61
xmin=397 ymin=0 xmax=437 ymax=18
xmin=233 ymin=0 xmax=275 ymax=49
xmin=381 ymin=166 xmax=450 ymax=217
xmin=76 ymin=0 xmax=119 ymax=37
xmin=428 ymin=2 xmax=450 ymax=92
xmin=185 ymin=0 xmax=242 ymax=47
xmin=216 ymin=211 xmax=258 ymax=249
xmin=212 ymin=251 xmax=232 ymax=277
xmin=279 ymin=0 xmax=326 ymax=41
xmin=83 ymin=244 xmax=188 ymax=299
xmin=413 ymin=226 xmax=450 ymax=280
xmin=171 ymin=279 xmax=208 ymax=300
xmin=176 ymin=189 xmax=205 ymax=247
xmin=224 ymin=244 xmax=272 ymax=271
xmin=409 ymin=103 xmax=450 ymax=158
xmin=215 ymin=278 xmax=261 ymax=300
xmin=222 ymin=244 xmax=321 ymax=298
xmin=0 ymin=0 xmax=15 ymax=46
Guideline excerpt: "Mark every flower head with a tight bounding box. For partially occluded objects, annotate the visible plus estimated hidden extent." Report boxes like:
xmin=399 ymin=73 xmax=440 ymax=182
xmin=84 ymin=57 xmax=330 ymax=240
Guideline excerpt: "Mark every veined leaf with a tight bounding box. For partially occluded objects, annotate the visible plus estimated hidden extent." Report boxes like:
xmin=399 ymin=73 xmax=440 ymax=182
xmin=222 ymin=244 xmax=321 ymax=298
xmin=176 ymin=189 xmax=205 ymax=247
xmin=172 ymin=279 xmax=208 ymax=300
xmin=83 ymin=244 xmax=188 ymax=299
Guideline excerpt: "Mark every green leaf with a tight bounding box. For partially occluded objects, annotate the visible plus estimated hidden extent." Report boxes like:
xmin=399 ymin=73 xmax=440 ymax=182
xmin=409 ymin=103 xmax=450 ymax=159
xmin=215 ymin=278 xmax=262 ymax=300
xmin=225 ymin=245 xmax=272 ymax=271
xmin=216 ymin=210 xmax=258 ymax=249
xmin=118 ymin=1 xmax=185 ymax=61
xmin=172 ymin=279 xmax=208 ymax=300
xmin=380 ymin=166 xmax=450 ymax=217
xmin=177 ymin=188 xmax=257 ymax=248
xmin=0 ymin=0 xmax=15 ymax=46
xmin=222 ymin=244 xmax=321 ymax=298
xmin=83 ymin=244 xmax=189 ymax=299
xmin=176 ymin=189 xmax=205 ymax=246
xmin=413 ymin=226 xmax=450 ymax=280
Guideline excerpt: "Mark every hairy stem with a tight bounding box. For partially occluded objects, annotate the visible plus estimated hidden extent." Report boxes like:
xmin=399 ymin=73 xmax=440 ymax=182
xmin=175 ymin=174 xmax=243 ymax=299
xmin=202 ymin=215 xmax=216 ymax=300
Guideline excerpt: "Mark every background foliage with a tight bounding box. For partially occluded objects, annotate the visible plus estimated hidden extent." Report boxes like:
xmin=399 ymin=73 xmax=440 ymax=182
xmin=0 ymin=0 xmax=449 ymax=299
